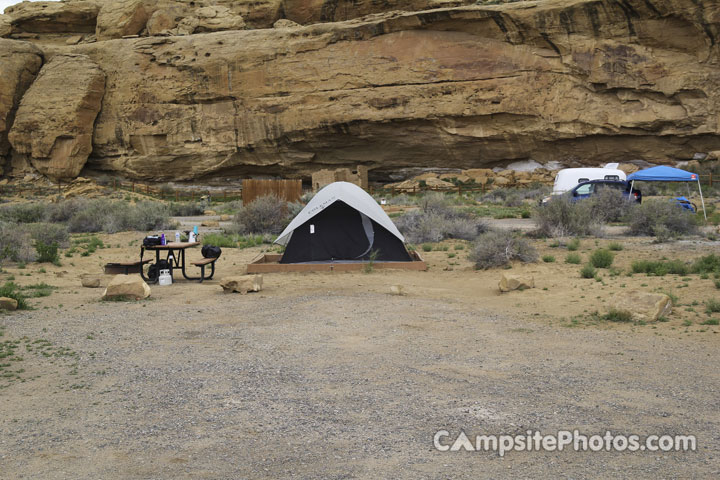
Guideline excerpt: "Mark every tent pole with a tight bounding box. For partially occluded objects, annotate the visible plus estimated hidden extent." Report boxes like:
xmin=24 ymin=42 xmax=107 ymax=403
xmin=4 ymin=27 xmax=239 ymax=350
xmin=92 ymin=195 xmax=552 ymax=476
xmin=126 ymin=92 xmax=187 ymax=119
xmin=697 ymin=179 xmax=707 ymax=220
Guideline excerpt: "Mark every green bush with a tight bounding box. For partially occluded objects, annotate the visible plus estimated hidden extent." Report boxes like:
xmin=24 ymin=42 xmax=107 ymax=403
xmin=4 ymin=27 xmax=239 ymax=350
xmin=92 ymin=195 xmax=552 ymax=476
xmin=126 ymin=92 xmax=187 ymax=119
xmin=422 ymin=244 xmax=433 ymax=252
xmin=0 ymin=222 xmax=36 ymax=263
xmin=607 ymin=242 xmax=624 ymax=251
xmin=590 ymin=249 xmax=614 ymax=268
xmin=580 ymin=263 xmax=596 ymax=278
xmin=35 ymin=242 xmax=59 ymax=264
xmin=0 ymin=282 xmax=28 ymax=309
xmin=625 ymin=199 xmax=698 ymax=239
xmin=631 ymin=259 xmax=689 ymax=276
xmin=602 ymin=308 xmax=633 ymax=322
xmin=565 ymin=253 xmax=581 ymax=264
xmin=691 ymin=254 xmax=720 ymax=274
xmin=566 ymin=238 xmax=580 ymax=251
xmin=706 ymin=299 xmax=720 ymax=314
xmin=542 ymin=255 xmax=555 ymax=263
xmin=469 ymin=230 xmax=537 ymax=269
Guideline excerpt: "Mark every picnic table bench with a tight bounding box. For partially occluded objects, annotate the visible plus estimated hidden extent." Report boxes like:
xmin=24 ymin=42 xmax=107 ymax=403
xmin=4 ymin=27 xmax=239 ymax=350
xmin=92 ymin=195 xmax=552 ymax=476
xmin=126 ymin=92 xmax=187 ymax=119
xmin=140 ymin=242 xmax=220 ymax=283
xmin=105 ymin=259 xmax=151 ymax=275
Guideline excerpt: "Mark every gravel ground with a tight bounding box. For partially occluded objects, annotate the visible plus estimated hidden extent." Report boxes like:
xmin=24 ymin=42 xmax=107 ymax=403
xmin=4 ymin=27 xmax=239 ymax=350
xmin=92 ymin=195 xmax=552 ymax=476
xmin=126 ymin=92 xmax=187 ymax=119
xmin=1 ymin=289 xmax=718 ymax=478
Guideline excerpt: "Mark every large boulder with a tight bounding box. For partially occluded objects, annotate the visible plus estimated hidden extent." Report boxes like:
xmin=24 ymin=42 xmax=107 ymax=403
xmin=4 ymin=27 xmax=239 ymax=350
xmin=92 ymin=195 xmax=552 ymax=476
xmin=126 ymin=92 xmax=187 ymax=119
xmin=0 ymin=15 xmax=11 ymax=38
xmin=220 ymin=275 xmax=263 ymax=294
xmin=9 ymin=54 xmax=105 ymax=180
xmin=96 ymin=0 xmax=149 ymax=41
xmin=610 ymin=291 xmax=672 ymax=322
xmin=0 ymin=39 xmax=43 ymax=168
xmin=498 ymin=273 xmax=534 ymax=293
xmin=103 ymin=275 xmax=151 ymax=300
xmin=4 ymin=1 xmax=99 ymax=34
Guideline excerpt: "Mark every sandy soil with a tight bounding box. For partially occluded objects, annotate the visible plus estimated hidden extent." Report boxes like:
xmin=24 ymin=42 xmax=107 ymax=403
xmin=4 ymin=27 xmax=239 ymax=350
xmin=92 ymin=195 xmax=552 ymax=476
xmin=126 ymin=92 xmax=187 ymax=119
xmin=0 ymin=227 xmax=719 ymax=478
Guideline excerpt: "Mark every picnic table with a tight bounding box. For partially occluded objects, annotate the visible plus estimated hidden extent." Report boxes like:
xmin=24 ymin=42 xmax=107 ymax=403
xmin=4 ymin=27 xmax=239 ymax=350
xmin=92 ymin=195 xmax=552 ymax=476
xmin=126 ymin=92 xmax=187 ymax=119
xmin=140 ymin=241 xmax=219 ymax=283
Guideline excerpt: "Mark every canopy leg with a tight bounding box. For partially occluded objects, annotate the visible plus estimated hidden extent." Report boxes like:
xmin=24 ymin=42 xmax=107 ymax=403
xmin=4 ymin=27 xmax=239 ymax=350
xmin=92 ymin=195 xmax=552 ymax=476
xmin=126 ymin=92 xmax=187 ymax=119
xmin=697 ymin=179 xmax=707 ymax=220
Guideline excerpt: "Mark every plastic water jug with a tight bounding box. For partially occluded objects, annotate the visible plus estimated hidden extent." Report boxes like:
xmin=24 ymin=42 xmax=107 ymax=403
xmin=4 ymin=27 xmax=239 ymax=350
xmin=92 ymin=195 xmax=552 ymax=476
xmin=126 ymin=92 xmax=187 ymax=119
xmin=175 ymin=231 xmax=181 ymax=243
xmin=158 ymin=269 xmax=172 ymax=286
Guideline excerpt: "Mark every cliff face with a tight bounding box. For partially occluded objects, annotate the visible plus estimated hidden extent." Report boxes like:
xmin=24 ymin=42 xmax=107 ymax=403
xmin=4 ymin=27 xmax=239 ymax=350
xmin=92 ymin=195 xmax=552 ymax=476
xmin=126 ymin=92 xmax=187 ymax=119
xmin=1 ymin=0 xmax=719 ymax=181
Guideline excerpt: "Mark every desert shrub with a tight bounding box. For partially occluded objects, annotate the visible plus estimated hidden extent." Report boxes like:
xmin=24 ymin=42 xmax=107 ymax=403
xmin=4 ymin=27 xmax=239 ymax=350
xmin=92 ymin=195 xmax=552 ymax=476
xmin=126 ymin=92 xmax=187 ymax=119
xmin=0 ymin=282 xmax=28 ymax=310
xmin=0 ymin=203 xmax=46 ymax=223
xmin=45 ymin=198 xmax=86 ymax=223
xmin=469 ymin=230 xmax=537 ymax=269
xmin=35 ymin=241 xmax=59 ymax=264
xmin=607 ymin=241 xmax=624 ymax=251
xmin=422 ymin=244 xmax=433 ymax=252
xmin=625 ymin=199 xmax=698 ymax=239
xmin=588 ymin=187 xmax=633 ymax=222
xmin=232 ymin=195 xmax=291 ymax=235
xmin=66 ymin=199 xmax=173 ymax=233
xmin=565 ymin=253 xmax=581 ymax=264
xmin=631 ymin=259 xmax=689 ymax=276
xmin=691 ymin=254 xmax=720 ymax=274
xmin=127 ymin=201 xmax=173 ymax=231
xmin=532 ymin=196 xmax=602 ymax=237
xmin=167 ymin=202 xmax=206 ymax=216
xmin=706 ymin=299 xmax=720 ymax=314
xmin=25 ymin=223 xmax=70 ymax=248
xmin=542 ymin=255 xmax=555 ymax=263
xmin=590 ymin=249 xmax=614 ymax=268
xmin=602 ymin=308 xmax=633 ymax=322
xmin=387 ymin=194 xmax=412 ymax=205
xmin=394 ymin=210 xmax=488 ymax=243
xmin=580 ymin=263 xmax=596 ymax=278
xmin=566 ymin=238 xmax=580 ymax=251
xmin=0 ymin=222 xmax=37 ymax=263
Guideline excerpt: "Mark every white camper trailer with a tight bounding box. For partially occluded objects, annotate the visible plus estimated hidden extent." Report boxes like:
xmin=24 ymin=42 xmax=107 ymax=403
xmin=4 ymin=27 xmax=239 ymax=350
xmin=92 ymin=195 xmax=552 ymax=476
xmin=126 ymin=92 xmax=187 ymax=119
xmin=551 ymin=164 xmax=627 ymax=195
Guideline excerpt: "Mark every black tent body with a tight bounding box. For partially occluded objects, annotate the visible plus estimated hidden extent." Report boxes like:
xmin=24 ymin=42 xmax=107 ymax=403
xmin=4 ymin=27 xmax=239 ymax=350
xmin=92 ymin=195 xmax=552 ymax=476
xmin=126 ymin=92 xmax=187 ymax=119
xmin=280 ymin=201 xmax=412 ymax=264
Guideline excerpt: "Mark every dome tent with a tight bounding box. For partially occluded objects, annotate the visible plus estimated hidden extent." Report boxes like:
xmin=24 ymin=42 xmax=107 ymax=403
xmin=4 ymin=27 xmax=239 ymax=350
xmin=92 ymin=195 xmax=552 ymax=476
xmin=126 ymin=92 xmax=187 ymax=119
xmin=275 ymin=182 xmax=412 ymax=264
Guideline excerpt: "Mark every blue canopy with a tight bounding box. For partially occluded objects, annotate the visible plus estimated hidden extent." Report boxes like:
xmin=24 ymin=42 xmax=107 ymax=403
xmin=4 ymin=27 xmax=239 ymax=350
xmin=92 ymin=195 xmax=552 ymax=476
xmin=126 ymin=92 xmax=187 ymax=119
xmin=627 ymin=165 xmax=706 ymax=219
xmin=627 ymin=165 xmax=699 ymax=182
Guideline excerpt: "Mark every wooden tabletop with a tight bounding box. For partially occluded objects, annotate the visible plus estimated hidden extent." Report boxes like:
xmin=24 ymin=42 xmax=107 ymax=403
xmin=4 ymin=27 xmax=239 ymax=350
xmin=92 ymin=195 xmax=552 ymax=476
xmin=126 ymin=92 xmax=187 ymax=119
xmin=144 ymin=242 xmax=200 ymax=250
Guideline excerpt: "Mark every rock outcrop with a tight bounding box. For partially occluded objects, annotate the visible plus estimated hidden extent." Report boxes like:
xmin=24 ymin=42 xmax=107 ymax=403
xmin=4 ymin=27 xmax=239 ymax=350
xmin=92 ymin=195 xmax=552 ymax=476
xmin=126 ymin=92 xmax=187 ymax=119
xmin=0 ymin=39 xmax=43 ymax=172
xmin=9 ymin=54 xmax=105 ymax=179
xmin=0 ymin=0 xmax=719 ymax=182
xmin=4 ymin=1 xmax=100 ymax=34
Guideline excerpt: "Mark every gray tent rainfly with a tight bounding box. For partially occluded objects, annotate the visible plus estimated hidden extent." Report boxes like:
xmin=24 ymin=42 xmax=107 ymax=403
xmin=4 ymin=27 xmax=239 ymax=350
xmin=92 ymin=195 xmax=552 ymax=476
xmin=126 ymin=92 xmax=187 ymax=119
xmin=275 ymin=182 xmax=413 ymax=264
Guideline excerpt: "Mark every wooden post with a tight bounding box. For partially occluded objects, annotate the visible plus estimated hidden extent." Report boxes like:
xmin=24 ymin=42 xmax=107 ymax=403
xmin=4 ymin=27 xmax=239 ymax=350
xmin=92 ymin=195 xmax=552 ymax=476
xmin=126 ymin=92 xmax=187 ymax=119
xmin=113 ymin=178 xmax=117 ymax=191
xmin=146 ymin=184 xmax=149 ymax=195
xmin=709 ymin=172 xmax=713 ymax=187
xmin=132 ymin=182 xmax=135 ymax=193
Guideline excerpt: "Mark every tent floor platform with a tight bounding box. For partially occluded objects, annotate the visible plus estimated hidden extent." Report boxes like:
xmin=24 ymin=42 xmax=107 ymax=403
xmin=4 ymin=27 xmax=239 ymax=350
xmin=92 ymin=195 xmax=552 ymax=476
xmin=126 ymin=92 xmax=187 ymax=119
xmin=247 ymin=253 xmax=427 ymax=273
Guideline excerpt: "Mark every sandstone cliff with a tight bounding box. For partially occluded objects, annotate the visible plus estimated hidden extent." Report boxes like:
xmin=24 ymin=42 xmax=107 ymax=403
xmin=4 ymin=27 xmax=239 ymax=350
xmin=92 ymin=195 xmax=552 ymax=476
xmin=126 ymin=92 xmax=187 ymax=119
xmin=0 ymin=0 xmax=719 ymax=182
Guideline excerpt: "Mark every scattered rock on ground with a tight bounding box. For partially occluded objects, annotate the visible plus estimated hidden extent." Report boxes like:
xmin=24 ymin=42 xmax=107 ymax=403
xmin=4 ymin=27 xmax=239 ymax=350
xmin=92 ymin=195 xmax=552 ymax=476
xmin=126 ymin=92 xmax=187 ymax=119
xmin=80 ymin=274 xmax=105 ymax=288
xmin=389 ymin=285 xmax=405 ymax=296
xmin=0 ymin=297 xmax=18 ymax=311
xmin=102 ymin=275 xmax=150 ymax=300
xmin=201 ymin=220 xmax=220 ymax=227
xmin=220 ymin=214 xmax=231 ymax=221
xmin=220 ymin=275 xmax=263 ymax=294
xmin=498 ymin=273 xmax=534 ymax=292
xmin=611 ymin=291 xmax=672 ymax=322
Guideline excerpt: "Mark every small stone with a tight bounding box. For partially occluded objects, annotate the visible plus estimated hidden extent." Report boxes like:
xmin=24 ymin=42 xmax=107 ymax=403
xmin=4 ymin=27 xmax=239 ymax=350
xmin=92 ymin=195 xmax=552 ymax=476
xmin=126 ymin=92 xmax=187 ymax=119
xmin=0 ymin=297 xmax=18 ymax=311
xmin=81 ymin=274 xmax=105 ymax=288
xmin=220 ymin=275 xmax=263 ymax=294
xmin=203 ymin=210 xmax=217 ymax=216
xmin=66 ymin=35 xmax=83 ymax=45
xmin=498 ymin=273 xmax=534 ymax=292
xmin=389 ymin=285 xmax=405 ymax=296
xmin=220 ymin=214 xmax=231 ymax=221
